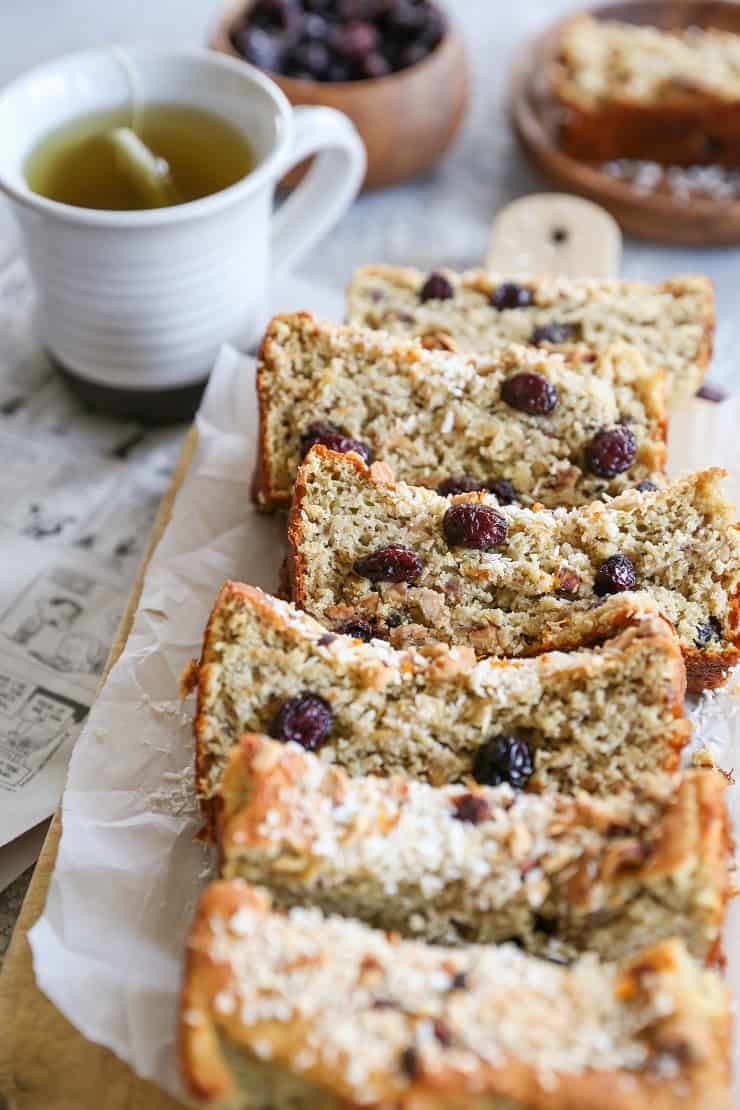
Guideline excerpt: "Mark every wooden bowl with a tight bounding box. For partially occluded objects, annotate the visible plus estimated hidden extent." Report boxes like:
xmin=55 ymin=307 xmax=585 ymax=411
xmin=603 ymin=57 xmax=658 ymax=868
xmin=210 ymin=1 xmax=469 ymax=191
xmin=511 ymin=0 xmax=740 ymax=245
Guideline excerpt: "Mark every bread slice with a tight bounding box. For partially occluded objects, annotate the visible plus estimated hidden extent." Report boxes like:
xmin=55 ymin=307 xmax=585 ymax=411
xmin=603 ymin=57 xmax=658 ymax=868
xmin=254 ymin=312 xmax=667 ymax=511
xmin=191 ymin=581 xmax=688 ymax=810
xmin=288 ymin=448 xmax=740 ymax=691
xmin=345 ymin=264 xmax=714 ymax=405
xmin=554 ymin=14 xmax=740 ymax=166
xmin=218 ymin=734 xmax=731 ymax=964
xmin=180 ymin=881 xmax=732 ymax=1109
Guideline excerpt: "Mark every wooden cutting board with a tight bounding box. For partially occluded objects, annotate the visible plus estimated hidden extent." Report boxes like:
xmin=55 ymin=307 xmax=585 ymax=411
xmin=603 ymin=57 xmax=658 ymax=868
xmin=0 ymin=428 xmax=199 ymax=1110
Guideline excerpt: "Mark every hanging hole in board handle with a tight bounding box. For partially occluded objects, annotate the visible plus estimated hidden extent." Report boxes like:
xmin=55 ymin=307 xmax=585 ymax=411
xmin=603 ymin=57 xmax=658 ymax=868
xmin=486 ymin=193 xmax=622 ymax=278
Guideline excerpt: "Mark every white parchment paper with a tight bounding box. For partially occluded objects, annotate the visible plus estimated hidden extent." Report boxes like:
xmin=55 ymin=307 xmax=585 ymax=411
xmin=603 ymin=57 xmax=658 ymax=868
xmin=28 ymin=349 xmax=740 ymax=1106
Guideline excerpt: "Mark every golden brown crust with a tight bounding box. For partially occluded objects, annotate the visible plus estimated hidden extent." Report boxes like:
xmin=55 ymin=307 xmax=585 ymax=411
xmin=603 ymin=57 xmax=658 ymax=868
xmin=288 ymin=448 xmax=739 ymax=690
xmin=193 ymin=575 xmax=690 ymax=834
xmin=553 ymin=17 xmax=740 ymax=167
xmin=557 ymin=96 xmax=740 ymax=167
xmin=346 ymin=266 xmax=715 ymax=405
xmin=286 ymin=451 xmax=314 ymax=608
xmin=253 ymin=311 xmax=316 ymax=511
xmin=253 ymin=312 xmax=668 ymax=512
xmin=180 ymin=882 xmax=252 ymax=1107
xmin=684 ymin=527 xmax=740 ymax=691
xmin=180 ymin=882 xmax=733 ymax=1109
xmin=217 ymin=735 xmax=731 ymax=963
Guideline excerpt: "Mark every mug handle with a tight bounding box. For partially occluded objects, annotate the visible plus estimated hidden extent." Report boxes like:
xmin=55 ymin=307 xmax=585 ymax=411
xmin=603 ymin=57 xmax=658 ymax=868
xmin=270 ymin=106 xmax=366 ymax=277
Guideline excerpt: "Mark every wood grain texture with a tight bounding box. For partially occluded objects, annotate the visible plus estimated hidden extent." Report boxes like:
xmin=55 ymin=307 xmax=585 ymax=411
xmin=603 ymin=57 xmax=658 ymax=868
xmin=0 ymin=426 xmax=199 ymax=1110
xmin=210 ymin=0 xmax=469 ymax=191
xmin=511 ymin=0 xmax=740 ymax=245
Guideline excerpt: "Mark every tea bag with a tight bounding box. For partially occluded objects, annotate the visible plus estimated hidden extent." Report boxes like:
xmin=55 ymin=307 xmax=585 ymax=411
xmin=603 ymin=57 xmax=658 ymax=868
xmin=105 ymin=128 xmax=181 ymax=208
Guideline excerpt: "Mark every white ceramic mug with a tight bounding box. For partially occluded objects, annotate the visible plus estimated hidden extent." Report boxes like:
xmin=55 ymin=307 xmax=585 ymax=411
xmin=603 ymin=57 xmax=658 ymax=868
xmin=0 ymin=46 xmax=365 ymax=415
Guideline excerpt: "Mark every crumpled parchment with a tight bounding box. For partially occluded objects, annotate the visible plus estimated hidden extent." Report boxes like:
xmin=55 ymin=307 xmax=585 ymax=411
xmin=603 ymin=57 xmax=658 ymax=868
xmin=28 ymin=347 xmax=740 ymax=1105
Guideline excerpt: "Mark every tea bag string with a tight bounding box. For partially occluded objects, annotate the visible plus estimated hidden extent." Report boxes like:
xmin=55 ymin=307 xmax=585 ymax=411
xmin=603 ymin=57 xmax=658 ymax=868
xmin=110 ymin=45 xmax=142 ymax=135
xmin=106 ymin=47 xmax=181 ymax=207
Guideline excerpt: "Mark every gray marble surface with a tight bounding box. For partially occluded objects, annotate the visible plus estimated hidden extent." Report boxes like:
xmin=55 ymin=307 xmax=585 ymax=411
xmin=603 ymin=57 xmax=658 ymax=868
xmin=1 ymin=0 xmax=739 ymax=962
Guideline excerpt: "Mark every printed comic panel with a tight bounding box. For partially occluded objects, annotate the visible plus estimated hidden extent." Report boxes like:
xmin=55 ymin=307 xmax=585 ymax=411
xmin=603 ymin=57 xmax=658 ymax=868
xmin=0 ymin=566 xmax=122 ymax=678
xmin=0 ymin=670 xmax=87 ymax=789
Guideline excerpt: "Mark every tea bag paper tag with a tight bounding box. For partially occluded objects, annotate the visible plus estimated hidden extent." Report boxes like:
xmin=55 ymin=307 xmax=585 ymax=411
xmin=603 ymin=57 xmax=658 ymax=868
xmin=486 ymin=193 xmax=622 ymax=277
xmin=107 ymin=128 xmax=181 ymax=208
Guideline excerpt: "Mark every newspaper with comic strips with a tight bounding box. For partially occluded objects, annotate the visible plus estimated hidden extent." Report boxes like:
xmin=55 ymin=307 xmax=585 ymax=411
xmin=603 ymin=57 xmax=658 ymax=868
xmin=0 ymin=255 xmax=183 ymax=849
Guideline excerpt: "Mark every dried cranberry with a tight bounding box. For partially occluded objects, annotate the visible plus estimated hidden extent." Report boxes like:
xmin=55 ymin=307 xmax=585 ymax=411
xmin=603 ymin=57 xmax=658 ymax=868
xmin=448 ymin=971 xmax=468 ymax=991
xmin=419 ymin=272 xmax=453 ymax=302
xmin=530 ymin=322 xmax=578 ymax=345
xmin=327 ymin=60 xmax=352 ymax=80
xmin=419 ymin=8 xmax=445 ymax=47
xmin=400 ymin=1046 xmax=420 ymax=1078
xmin=354 ymin=544 xmax=422 ymax=583
xmin=501 ymin=371 xmax=558 ymax=415
xmin=387 ymin=1 xmax=428 ymax=34
xmin=443 ymin=503 xmax=508 ymax=550
xmin=303 ymin=12 xmax=330 ymax=37
xmin=372 ymin=996 xmax=398 ymax=1009
xmin=252 ymin=0 xmax=299 ymax=31
xmin=436 ymin=475 xmax=486 ymax=497
xmin=697 ymin=383 xmax=727 ymax=403
xmin=533 ymin=913 xmax=558 ymax=936
xmin=586 ymin=425 xmax=638 ymax=478
xmin=473 ymin=737 xmax=534 ymax=790
xmin=300 ymin=421 xmax=373 ymax=464
xmin=489 ymin=283 xmax=533 ymax=310
xmin=331 ymin=19 xmax=377 ymax=59
xmin=432 ymin=1019 xmax=452 ymax=1047
xmin=453 ymin=793 xmax=491 ymax=824
xmin=398 ymin=42 xmax=429 ymax=68
xmin=361 ymin=51 xmax=390 ymax=77
xmin=231 ymin=26 xmax=284 ymax=70
xmin=694 ymin=616 xmax=723 ymax=648
xmin=232 ymin=0 xmax=447 ymax=84
xmin=288 ymin=39 xmax=331 ymax=77
xmin=335 ymin=617 xmax=376 ymax=641
xmin=634 ymin=479 xmax=657 ymax=492
xmin=594 ymin=554 xmax=637 ymax=596
xmin=486 ymin=478 xmax=519 ymax=505
xmin=336 ymin=0 xmax=367 ymax=16
xmin=317 ymin=633 xmax=336 ymax=646
xmin=269 ymin=693 xmax=334 ymax=751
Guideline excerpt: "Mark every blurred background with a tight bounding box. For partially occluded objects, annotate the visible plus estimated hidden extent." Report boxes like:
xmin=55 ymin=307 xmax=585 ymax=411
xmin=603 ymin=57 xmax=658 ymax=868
xmin=1 ymin=0 xmax=737 ymax=375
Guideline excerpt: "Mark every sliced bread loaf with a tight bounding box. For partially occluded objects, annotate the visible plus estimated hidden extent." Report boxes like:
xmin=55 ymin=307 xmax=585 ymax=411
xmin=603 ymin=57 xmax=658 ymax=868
xmin=255 ymin=312 xmax=666 ymax=510
xmin=554 ymin=14 xmax=740 ymax=166
xmin=181 ymin=881 xmax=732 ymax=1109
xmin=288 ymin=447 xmax=740 ymax=691
xmin=346 ymin=263 xmax=714 ymax=404
xmin=191 ymin=581 xmax=688 ymax=809
xmin=218 ymin=734 xmax=730 ymax=963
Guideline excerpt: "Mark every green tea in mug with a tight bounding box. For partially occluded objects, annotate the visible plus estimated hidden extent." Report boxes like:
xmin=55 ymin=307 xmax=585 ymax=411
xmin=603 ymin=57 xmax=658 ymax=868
xmin=25 ymin=102 xmax=256 ymax=210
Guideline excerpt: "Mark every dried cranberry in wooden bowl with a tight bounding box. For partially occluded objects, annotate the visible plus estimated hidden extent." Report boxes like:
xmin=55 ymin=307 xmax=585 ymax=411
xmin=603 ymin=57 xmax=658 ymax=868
xmin=210 ymin=0 xmax=468 ymax=189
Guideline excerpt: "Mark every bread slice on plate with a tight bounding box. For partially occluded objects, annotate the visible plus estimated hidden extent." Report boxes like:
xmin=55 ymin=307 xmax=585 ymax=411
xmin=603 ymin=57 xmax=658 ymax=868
xmin=345 ymin=263 xmax=714 ymax=405
xmin=288 ymin=447 xmax=740 ymax=691
xmin=554 ymin=13 xmax=740 ymax=166
xmin=180 ymin=881 xmax=733 ymax=1109
xmin=191 ymin=581 xmax=688 ymax=811
xmin=217 ymin=734 xmax=731 ymax=964
xmin=254 ymin=312 xmax=667 ymax=511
